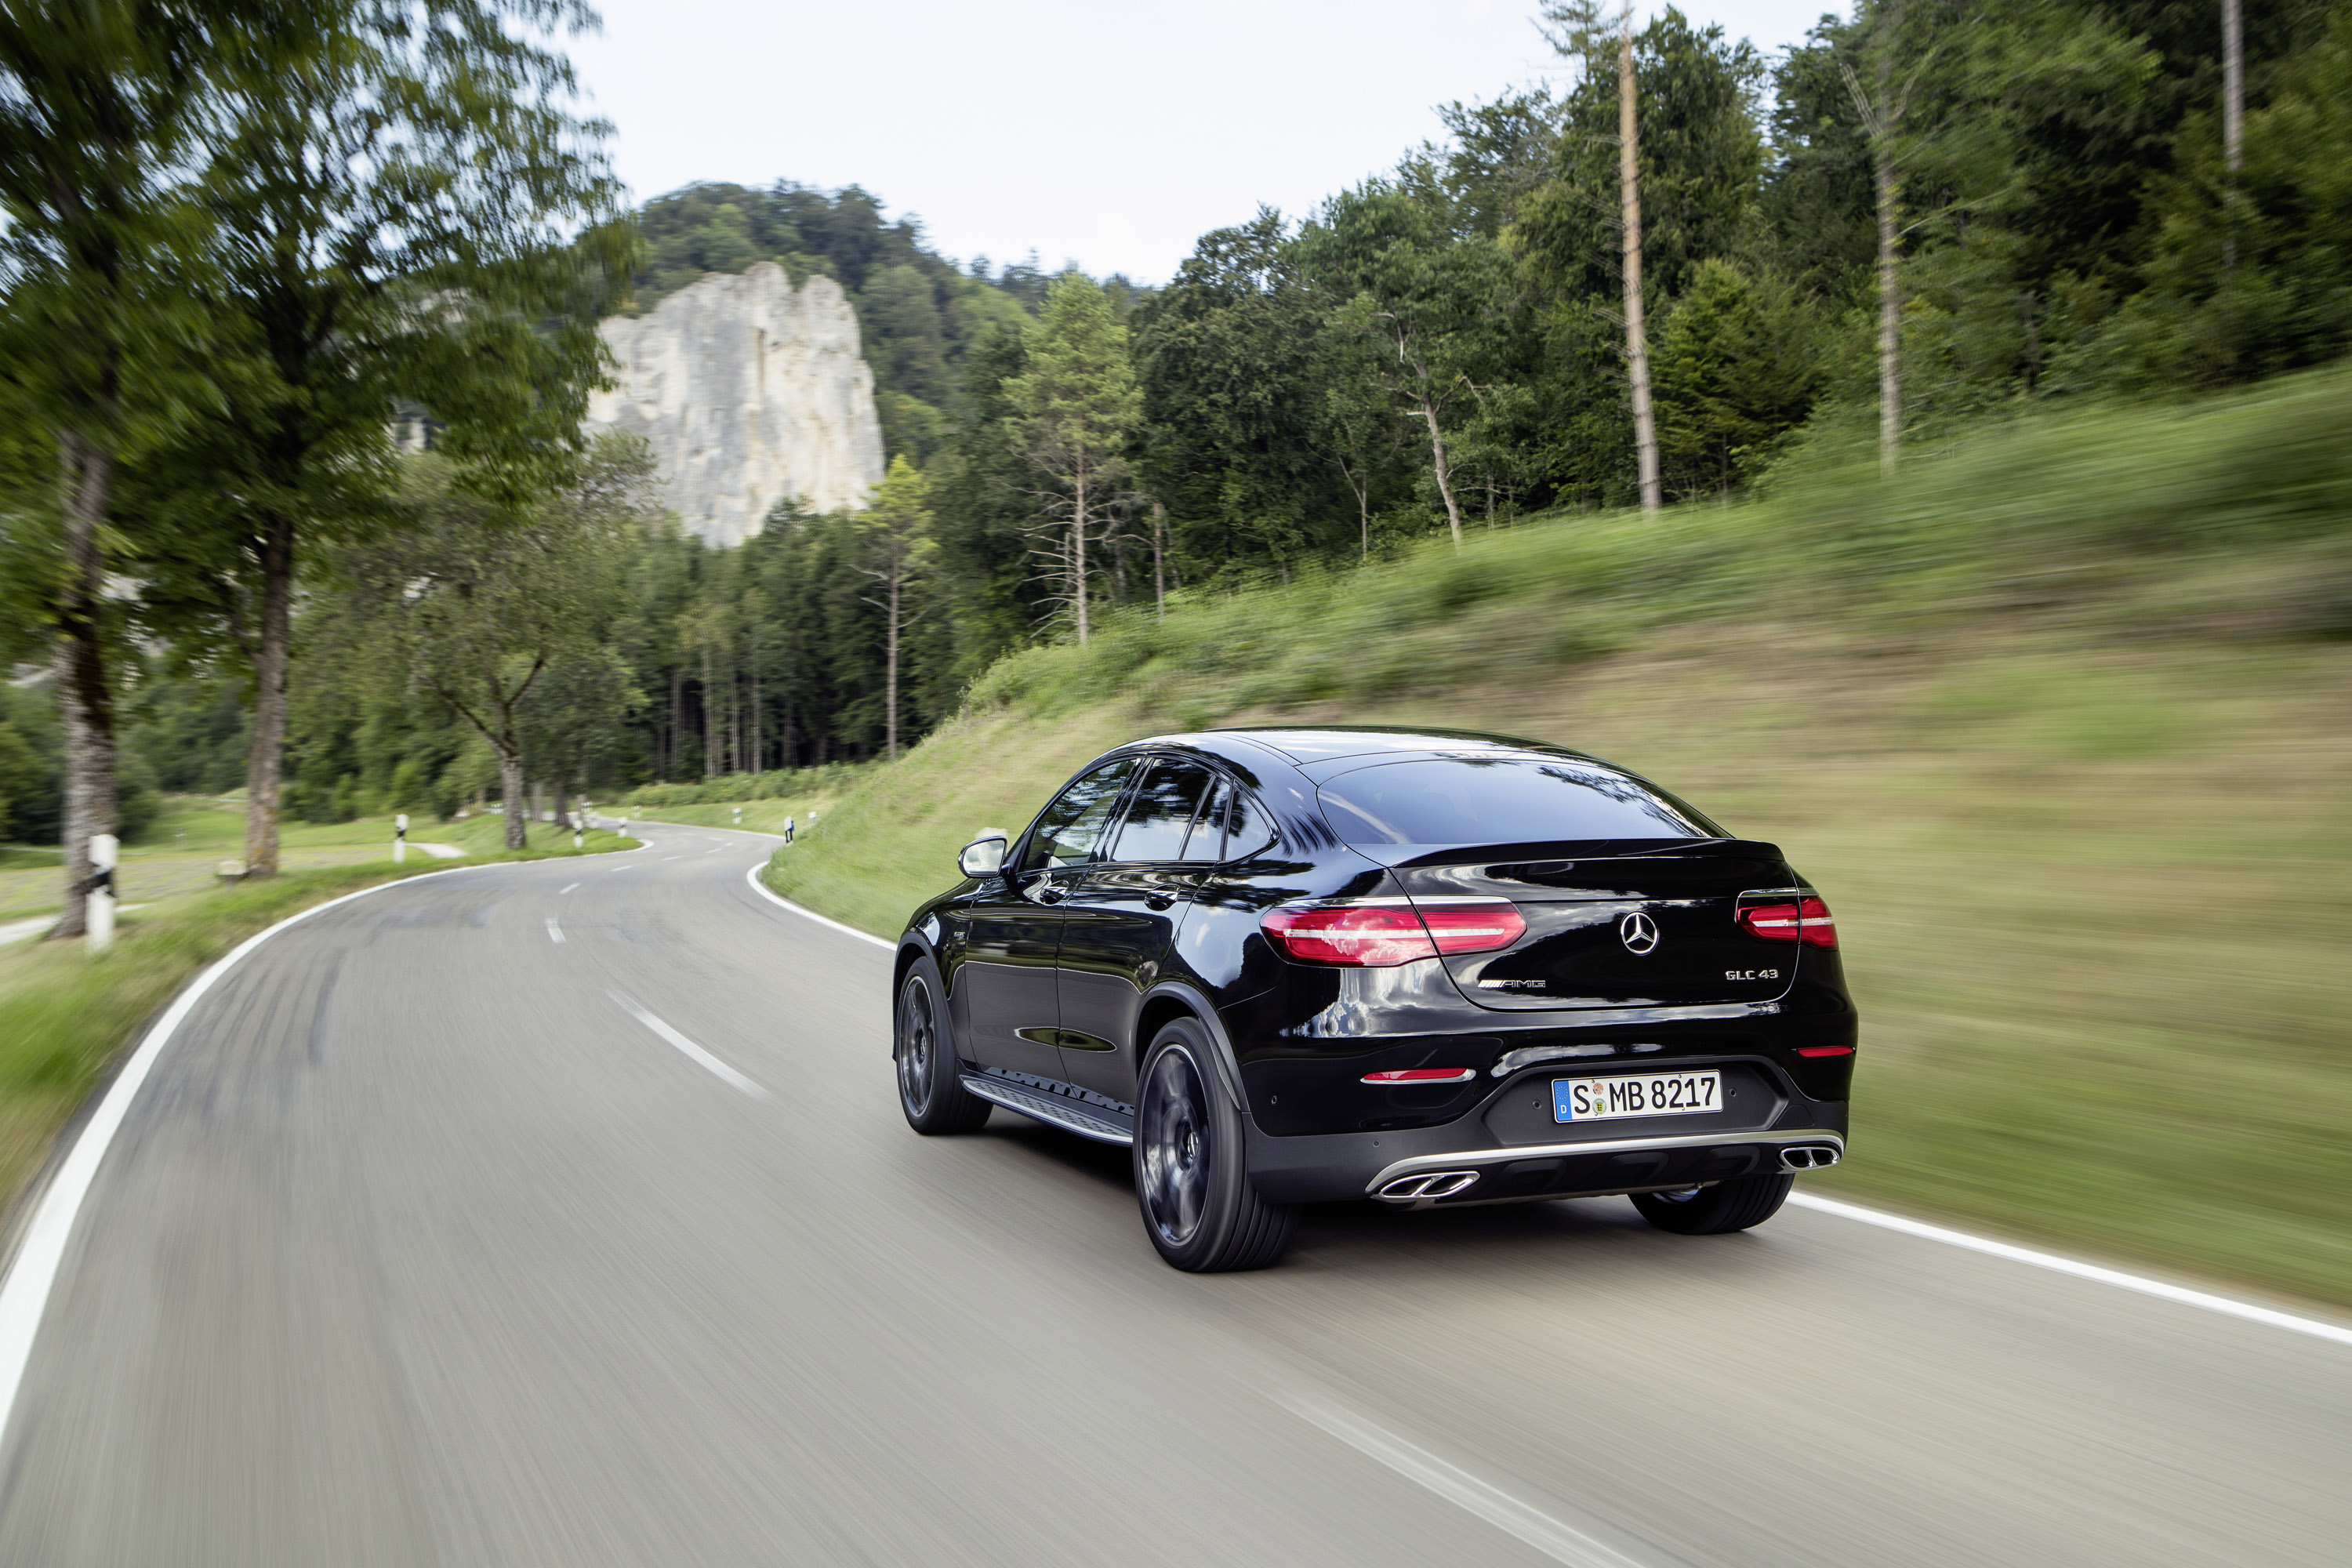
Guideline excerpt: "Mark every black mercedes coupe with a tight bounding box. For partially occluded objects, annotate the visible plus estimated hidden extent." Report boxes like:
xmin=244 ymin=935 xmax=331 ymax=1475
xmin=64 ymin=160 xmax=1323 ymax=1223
xmin=890 ymin=728 xmax=1856 ymax=1272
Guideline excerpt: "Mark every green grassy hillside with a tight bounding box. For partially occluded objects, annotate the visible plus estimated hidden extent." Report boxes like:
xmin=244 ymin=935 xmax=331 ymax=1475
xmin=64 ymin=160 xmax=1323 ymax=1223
xmin=764 ymin=368 xmax=2352 ymax=1309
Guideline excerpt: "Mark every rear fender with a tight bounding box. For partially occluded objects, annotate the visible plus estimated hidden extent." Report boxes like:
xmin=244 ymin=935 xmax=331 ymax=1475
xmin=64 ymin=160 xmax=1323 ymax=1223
xmin=1137 ymin=980 xmax=1247 ymax=1112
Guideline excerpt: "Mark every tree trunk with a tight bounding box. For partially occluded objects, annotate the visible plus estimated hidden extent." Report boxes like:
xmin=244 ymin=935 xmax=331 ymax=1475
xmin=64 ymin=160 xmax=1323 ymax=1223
xmin=52 ymin=433 xmax=116 ymax=940
xmin=2222 ymin=0 xmax=2243 ymax=270
xmin=667 ymin=667 xmax=682 ymax=781
xmin=1619 ymin=28 xmax=1661 ymax=515
xmin=699 ymin=645 xmax=714 ymax=779
xmin=242 ymin=509 xmax=295 ymax=877
xmin=884 ymin=562 xmax=901 ymax=761
xmin=1071 ymin=464 xmax=1090 ymax=644
xmin=1873 ymin=45 xmax=1901 ymax=474
xmin=499 ymin=746 xmax=527 ymax=850
xmin=1151 ymin=500 xmax=1167 ymax=614
xmin=1418 ymin=397 xmax=1466 ymax=549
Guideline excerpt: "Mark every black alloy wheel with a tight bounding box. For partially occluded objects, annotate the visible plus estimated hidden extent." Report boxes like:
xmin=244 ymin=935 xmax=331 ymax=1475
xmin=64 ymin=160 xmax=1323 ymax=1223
xmin=895 ymin=959 xmax=990 ymax=1134
xmin=1631 ymin=1171 xmax=1795 ymax=1234
xmin=1134 ymin=1021 xmax=1294 ymax=1272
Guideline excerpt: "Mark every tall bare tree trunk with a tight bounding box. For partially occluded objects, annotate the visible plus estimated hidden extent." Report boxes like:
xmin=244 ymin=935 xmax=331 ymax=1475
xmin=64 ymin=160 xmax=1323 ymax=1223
xmin=1868 ymin=6 xmax=1904 ymax=474
xmin=243 ymin=510 xmax=294 ymax=876
xmin=2222 ymin=0 xmax=2243 ymax=270
xmin=699 ymin=644 xmax=714 ymax=779
xmin=883 ymin=561 xmax=902 ymax=761
xmin=666 ymin=667 xmax=681 ymax=781
xmin=1071 ymin=465 xmax=1091 ymax=644
xmin=1151 ymin=500 xmax=1168 ymax=613
xmin=1874 ymin=148 xmax=1900 ymax=474
xmin=1619 ymin=27 xmax=1661 ymax=516
xmin=52 ymin=433 xmax=116 ymax=940
xmin=1420 ymin=397 xmax=1466 ymax=548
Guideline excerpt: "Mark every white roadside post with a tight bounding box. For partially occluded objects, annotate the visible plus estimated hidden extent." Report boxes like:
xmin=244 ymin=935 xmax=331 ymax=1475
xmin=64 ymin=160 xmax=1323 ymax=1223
xmin=87 ymin=833 xmax=118 ymax=953
xmin=394 ymin=812 xmax=408 ymax=864
xmin=732 ymin=807 xmax=742 ymax=826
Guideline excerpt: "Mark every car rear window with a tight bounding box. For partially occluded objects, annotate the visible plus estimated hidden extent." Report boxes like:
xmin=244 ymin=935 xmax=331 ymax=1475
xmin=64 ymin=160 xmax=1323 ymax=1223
xmin=1316 ymin=757 xmax=1722 ymax=845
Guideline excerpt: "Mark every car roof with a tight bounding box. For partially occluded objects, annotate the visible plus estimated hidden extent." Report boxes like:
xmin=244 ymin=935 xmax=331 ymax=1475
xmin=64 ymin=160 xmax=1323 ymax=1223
xmin=1139 ymin=725 xmax=1571 ymax=765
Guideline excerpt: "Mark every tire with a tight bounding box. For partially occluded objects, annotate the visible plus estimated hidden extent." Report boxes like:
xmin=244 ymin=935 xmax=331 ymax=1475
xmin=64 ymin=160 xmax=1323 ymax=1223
xmin=1133 ymin=1021 xmax=1295 ymax=1272
xmin=1632 ymin=1171 xmax=1795 ymax=1235
xmin=895 ymin=957 xmax=991 ymax=1134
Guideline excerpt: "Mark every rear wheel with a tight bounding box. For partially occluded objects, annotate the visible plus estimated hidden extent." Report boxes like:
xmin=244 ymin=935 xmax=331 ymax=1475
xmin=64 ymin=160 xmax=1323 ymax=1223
xmin=1632 ymin=1172 xmax=1794 ymax=1235
xmin=1134 ymin=1022 xmax=1294 ymax=1272
xmin=895 ymin=958 xmax=990 ymax=1134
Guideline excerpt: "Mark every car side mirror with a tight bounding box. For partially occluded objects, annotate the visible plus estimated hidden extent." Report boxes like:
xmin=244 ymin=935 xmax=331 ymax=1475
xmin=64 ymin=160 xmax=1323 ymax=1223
xmin=958 ymin=830 xmax=1008 ymax=880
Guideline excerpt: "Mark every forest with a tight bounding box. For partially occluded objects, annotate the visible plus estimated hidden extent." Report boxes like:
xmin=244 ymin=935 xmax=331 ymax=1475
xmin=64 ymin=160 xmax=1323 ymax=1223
xmin=2 ymin=0 xmax=2348 ymax=913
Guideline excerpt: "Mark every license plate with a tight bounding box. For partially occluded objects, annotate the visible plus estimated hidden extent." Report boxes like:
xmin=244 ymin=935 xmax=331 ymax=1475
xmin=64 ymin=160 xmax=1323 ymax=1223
xmin=1553 ymin=1070 xmax=1721 ymax=1123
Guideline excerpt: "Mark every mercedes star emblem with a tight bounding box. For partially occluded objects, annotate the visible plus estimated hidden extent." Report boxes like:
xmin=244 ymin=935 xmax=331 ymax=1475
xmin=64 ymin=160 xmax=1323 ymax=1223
xmin=1619 ymin=912 xmax=1661 ymax=954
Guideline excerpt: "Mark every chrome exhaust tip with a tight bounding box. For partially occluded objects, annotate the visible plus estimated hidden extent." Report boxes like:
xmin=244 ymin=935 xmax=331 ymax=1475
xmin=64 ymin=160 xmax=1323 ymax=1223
xmin=1375 ymin=1170 xmax=1480 ymax=1203
xmin=1780 ymin=1143 xmax=1841 ymax=1173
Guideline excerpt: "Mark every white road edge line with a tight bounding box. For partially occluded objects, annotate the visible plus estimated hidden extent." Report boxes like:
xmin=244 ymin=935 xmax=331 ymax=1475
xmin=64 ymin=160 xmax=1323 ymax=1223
xmin=1282 ymin=1396 xmax=1645 ymax=1568
xmin=742 ymin=861 xmax=893 ymax=951
xmin=545 ymin=916 xmax=564 ymax=944
xmin=609 ymin=993 xmax=768 ymax=1099
xmin=0 ymin=859 xmax=524 ymax=1452
xmin=1786 ymin=1192 xmax=2352 ymax=1347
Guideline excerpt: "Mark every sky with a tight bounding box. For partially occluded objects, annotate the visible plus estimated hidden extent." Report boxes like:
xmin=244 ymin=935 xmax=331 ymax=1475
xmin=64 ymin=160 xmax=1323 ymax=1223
xmin=567 ymin=0 xmax=1847 ymax=286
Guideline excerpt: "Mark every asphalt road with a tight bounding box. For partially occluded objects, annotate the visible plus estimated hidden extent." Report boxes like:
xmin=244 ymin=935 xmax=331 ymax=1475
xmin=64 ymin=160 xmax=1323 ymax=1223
xmin=0 ymin=825 xmax=2347 ymax=1566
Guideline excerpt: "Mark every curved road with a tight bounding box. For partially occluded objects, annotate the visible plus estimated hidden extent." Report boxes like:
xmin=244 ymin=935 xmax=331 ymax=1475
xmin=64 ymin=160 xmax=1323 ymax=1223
xmin=0 ymin=826 xmax=2345 ymax=1566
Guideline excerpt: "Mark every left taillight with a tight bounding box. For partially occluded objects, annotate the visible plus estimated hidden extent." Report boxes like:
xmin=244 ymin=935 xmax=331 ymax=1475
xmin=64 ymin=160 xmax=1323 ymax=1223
xmin=1737 ymin=894 xmax=1838 ymax=949
xmin=1260 ymin=899 xmax=1524 ymax=967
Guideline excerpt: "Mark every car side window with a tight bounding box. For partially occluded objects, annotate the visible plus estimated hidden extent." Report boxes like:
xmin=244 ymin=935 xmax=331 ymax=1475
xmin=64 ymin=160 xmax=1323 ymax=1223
xmin=1178 ymin=776 xmax=1232 ymax=862
xmin=1225 ymin=785 xmax=1276 ymax=860
xmin=1020 ymin=759 xmax=1137 ymax=873
xmin=1108 ymin=759 xmax=1212 ymax=863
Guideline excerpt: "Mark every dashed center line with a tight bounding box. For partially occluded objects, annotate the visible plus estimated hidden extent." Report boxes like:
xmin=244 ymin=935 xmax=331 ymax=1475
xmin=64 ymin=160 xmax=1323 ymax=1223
xmin=545 ymin=916 xmax=564 ymax=944
xmin=609 ymin=993 xmax=768 ymax=1098
xmin=558 ymin=881 xmax=580 ymax=895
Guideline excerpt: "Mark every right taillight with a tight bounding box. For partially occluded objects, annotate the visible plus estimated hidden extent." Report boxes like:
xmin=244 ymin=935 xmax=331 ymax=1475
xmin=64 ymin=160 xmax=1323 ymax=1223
xmin=1738 ymin=895 xmax=1838 ymax=948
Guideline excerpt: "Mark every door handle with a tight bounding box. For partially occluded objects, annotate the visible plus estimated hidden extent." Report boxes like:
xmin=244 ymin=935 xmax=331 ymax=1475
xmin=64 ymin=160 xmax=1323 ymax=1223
xmin=1145 ymin=894 xmax=1177 ymax=911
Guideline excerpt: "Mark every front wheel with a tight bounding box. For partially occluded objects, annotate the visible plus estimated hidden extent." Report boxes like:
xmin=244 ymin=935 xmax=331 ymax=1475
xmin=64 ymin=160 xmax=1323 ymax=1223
xmin=1134 ymin=1022 xmax=1294 ymax=1272
xmin=895 ymin=958 xmax=990 ymax=1134
xmin=1631 ymin=1171 xmax=1794 ymax=1234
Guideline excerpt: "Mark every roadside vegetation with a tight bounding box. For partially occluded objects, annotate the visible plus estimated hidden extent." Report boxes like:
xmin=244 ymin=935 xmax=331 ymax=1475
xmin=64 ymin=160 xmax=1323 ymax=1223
xmin=766 ymin=368 xmax=2352 ymax=1308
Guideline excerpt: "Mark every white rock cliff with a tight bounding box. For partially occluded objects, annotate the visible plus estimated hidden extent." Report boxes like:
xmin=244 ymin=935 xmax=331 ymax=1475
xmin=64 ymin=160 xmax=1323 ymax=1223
xmin=587 ymin=263 xmax=885 ymax=546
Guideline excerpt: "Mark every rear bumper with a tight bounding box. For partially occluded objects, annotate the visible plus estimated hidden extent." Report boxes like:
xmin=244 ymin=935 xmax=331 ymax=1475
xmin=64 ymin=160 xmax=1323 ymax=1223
xmin=1243 ymin=1100 xmax=1849 ymax=1205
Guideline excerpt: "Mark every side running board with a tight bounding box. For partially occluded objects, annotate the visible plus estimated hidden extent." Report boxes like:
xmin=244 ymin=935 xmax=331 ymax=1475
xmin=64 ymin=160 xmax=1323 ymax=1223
xmin=960 ymin=1073 xmax=1135 ymax=1146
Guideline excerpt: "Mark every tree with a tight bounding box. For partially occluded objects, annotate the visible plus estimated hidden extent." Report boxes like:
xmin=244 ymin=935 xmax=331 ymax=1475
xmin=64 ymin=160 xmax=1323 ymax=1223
xmin=1131 ymin=210 xmax=1338 ymax=577
xmin=130 ymin=0 xmax=626 ymax=877
xmin=1303 ymin=187 xmax=1511 ymax=550
xmin=1527 ymin=3 xmax=1765 ymax=512
xmin=1651 ymin=260 xmax=1824 ymax=494
xmin=519 ymin=647 xmax=641 ymax=824
xmin=858 ymin=456 xmax=934 ymax=760
xmin=1005 ymin=275 xmax=1139 ymax=644
xmin=1617 ymin=19 xmax=1661 ymax=514
xmin=0 ymin=0 xmax=221 ymax=935
xmin=343 ymin=437 xmax=648 ymax=850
